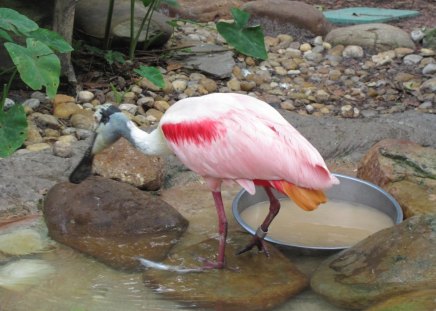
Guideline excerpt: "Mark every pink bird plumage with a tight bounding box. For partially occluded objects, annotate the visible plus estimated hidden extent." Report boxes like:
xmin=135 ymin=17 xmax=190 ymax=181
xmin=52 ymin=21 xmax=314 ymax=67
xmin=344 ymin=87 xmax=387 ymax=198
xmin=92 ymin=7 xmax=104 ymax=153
xmin=70 ymin=92 xmax=339 ymax=270
xmin=159 ymin=93 xmax=339 ymax=268
xmin=161 ymin=93 xmax=337 ymax=193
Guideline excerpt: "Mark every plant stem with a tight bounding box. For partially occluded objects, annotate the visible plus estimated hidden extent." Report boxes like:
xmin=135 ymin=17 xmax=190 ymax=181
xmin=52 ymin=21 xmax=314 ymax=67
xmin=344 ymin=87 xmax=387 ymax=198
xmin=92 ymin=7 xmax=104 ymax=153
xmin=141 ymin=0 xmax=160 ymax=50
xmin=1 ymin=68 xmax=17 ymax=111
xmin=128 ymin=0 xmax=136 ymax=60
xmin=103 ymin=0 xmax=116 ymax=50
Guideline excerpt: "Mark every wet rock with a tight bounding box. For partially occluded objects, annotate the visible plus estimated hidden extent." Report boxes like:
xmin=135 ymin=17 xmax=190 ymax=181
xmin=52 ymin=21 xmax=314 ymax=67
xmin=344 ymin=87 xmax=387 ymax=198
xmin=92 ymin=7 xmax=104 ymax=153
xmin=365 ymin=289 xmax=436 ymax=311
xmin=0 ymin=229 xmax=48 ymax=256
xmin=143 ymin=232 xmax=308 ymax=311
xmin=181 ymin=44 xmax=235 ymax=78
xmin=43 ymin=176 xmax=188 ymax=270
xmin=311 ymin=214 xmax=436 ymax=310
xmin=242 ymin=0 xmax=332 ymax=37
xmin=325 ymin=23 xmax=415 ymax=52
xmin=357 ymin=139 xmax=436 ymax=217
xmin=93 ymin=138 xmax=165 ymax=190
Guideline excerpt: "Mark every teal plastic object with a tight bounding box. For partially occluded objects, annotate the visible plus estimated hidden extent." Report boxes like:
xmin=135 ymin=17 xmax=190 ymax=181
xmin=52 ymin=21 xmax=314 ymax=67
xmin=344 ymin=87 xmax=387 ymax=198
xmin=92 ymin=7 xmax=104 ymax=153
xmin=324 ymin=7 xmax=420 ymax=25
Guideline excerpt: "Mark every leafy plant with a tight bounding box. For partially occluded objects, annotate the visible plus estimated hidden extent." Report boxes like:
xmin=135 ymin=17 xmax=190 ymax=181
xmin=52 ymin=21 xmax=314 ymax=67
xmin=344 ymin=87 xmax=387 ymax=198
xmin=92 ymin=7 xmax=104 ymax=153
xmin=0 ymin=8 xmax=73 ymax=157
xmin=216 ymin=8 xmax=267 ymax=60
xmin=134 ymin=65 xmax=165 ymax=89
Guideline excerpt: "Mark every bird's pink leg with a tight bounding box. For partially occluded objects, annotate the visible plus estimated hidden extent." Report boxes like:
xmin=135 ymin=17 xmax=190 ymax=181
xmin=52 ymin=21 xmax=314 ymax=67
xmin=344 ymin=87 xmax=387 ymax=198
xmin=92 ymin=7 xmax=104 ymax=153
xmin=200 ymin=191 xmax=228 ymax=269
xmin=237 ymin=187 xmax=280 ymax=256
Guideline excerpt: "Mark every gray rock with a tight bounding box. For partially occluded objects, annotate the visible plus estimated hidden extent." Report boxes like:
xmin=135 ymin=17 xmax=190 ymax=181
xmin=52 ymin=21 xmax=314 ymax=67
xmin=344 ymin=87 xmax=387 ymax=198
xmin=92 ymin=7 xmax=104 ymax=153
xmin=0 ymin=139 xmax=90 ymax=218
xmin=180 ymin=44 xmax=235 ymax=78
xmin=325 ymin=23 xmax=415 ymax=52
xmin=342 ymin=45 xmax=364 ymax=58
xmin=77 ymin=90 xmax=94 ymax=103
xmin=403 ymin=54 xmax=423 ymax=65
xmin=3 ymin=98 xmax=15 ymax=109
xmin=422 ymin=63 xmax=436 ymax=75
xmin=43 ymin=176 xmax=188 ymax=270
xmin=420 ymin=78 xmax=436 ymax=93
xmin=22 ymin=98 xmax=40 ymax=110
xmin=311 ymin=214 xmax=436 ymax=309
xmin=30 ymin=113 xmax=61 ymax=129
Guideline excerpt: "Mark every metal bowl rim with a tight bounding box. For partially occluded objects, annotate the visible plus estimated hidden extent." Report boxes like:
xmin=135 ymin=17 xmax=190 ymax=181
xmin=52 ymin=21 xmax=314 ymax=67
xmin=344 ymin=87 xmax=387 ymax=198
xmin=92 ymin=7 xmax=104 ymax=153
xmin=231 ymin=173 xmax=403 ymax=251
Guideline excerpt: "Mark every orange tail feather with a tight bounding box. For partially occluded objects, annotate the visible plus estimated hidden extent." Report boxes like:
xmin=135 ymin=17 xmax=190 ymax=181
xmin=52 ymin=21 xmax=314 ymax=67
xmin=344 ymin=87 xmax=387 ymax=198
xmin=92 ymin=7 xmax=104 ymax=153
xmin=279 ymin=182 xmax=327 ymax=211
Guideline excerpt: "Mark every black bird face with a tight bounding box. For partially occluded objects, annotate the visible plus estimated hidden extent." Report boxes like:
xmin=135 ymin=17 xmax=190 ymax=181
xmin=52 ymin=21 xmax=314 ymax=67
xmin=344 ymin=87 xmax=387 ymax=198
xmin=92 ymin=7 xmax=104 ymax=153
xmin=69 ymin=104 xmax=123 ymax=184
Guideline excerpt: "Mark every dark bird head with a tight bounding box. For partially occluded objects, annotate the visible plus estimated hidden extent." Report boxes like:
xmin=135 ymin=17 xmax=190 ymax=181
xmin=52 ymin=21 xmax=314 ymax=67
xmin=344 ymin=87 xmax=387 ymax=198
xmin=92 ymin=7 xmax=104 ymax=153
xmin=69 ymin=104 xmax=127 ymax=183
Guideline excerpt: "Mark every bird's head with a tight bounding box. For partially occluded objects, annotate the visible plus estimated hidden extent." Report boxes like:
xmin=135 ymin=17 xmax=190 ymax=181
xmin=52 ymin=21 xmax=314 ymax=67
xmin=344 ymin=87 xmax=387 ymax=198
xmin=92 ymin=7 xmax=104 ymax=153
xmin=69 ymin=104 xmax=127 ymax=184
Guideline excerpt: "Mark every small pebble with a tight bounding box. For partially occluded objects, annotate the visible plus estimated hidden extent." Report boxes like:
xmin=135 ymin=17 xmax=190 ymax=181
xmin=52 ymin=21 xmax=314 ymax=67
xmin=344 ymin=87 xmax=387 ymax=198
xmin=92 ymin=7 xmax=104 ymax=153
xmin=342 ymin=45 xmax=364 ymax=58
xmin=77 ymin=90 xmax=94 ymax=103
xmin=52 ymin=141 xmax=73 ymax=158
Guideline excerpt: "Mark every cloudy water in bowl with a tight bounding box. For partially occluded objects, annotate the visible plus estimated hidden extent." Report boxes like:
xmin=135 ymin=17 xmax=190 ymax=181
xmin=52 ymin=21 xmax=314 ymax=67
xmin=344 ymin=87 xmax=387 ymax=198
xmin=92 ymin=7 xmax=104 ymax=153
xmin=240 ymin=199 xmax=394 ymax=247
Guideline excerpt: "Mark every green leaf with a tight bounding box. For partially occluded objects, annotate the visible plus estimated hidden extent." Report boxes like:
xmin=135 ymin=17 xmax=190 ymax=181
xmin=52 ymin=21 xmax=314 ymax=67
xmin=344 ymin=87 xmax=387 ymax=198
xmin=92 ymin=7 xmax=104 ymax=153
xmin=141 ymin=0 xmax=154 ymax=7
xmin=0 ymin=8 xmax=38 ymax=35
xmin=161 ymin=0 xmax=180 ymax=8
xmin=0 ymin=29 xmax=13 ymax=42
xmin=104 ymin=50 xmax=126 ymax=65
xmin=216 ymin=8 xmax=267 ymax=60
xmin=28 ymin=28 xmax=73 ymax=53
xmin=0 ymin=104 xmax=27 ymax=157
xmin=5 ymin=39 xmax=60 ymax=98
xmin=230 ymin=7 xmax=250 ymax=29
xmin=134 ymin=66 xmax=165 ymax=89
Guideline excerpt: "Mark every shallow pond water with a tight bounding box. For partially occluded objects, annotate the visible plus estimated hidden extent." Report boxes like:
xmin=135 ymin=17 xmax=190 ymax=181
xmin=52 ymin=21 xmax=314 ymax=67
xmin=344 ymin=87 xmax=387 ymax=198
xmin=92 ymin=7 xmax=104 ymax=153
xmin=0 ymin=184 xmax=351 ymax=311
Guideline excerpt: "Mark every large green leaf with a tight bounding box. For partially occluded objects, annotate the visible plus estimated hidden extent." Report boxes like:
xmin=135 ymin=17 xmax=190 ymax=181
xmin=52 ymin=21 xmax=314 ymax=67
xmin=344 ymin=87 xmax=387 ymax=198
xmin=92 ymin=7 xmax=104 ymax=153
xmin=0 ymin=8 xmax=38 ymax=35
xmin=28 ymin=28 xmax=73 ymax=53
xmin=134 ymin=66 xmax=165 ymax=89
xmin=0 ymin=104 xmax=27 ymax=157
xmin=4 ymin=38 xmax=60 ymax=98
xmin=0 ymin=29 xmax=13 ymax=42
xmin=216 ymin=8 xmax=267 ymax=60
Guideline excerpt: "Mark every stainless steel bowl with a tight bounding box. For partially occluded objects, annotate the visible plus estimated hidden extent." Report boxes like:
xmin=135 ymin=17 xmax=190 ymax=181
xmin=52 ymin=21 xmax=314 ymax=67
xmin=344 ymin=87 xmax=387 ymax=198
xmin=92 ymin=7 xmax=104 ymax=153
xmin=232 ymin=174 xmax=403 ymax=251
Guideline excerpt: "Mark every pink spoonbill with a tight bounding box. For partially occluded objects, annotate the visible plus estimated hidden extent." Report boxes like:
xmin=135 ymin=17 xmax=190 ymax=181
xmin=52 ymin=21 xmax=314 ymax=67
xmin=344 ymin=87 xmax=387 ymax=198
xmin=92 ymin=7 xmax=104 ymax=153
xmin=70 ymin=93 xmax=339 ymax=270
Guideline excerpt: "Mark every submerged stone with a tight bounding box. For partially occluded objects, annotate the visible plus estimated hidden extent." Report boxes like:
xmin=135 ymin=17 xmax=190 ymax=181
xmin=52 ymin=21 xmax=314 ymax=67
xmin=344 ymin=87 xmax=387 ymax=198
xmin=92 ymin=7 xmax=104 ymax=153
xmin=357 ymin=139 xmax=436 ymax=217
xmin=311 ymin=214 xmax=436 ymax=309
xmin=365 ymin=289 xmax=436 ymax=311
xmin=43 ymin=176 xmax=188 ymax=270
xmin=143 ymin=232 xmax=308 ymax=311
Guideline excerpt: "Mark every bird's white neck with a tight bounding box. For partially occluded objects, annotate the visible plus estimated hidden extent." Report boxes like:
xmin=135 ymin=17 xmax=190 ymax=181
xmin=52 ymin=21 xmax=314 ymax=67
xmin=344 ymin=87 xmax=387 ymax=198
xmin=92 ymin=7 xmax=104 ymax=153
xmin=123 ymin=121 xmax=172 ymax=156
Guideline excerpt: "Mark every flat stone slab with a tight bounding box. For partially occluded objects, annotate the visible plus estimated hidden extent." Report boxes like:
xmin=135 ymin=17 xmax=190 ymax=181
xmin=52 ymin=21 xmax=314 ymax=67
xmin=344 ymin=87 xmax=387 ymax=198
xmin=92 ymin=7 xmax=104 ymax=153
xmin=324 ymin=7 xmax=419 ymax=25
xmin=143 ymin=232 xmax=309 ymax=311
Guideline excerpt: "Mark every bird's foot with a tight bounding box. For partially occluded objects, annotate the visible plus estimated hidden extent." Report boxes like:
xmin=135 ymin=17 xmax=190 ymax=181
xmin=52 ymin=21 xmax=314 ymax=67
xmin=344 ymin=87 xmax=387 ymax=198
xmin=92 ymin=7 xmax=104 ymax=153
xmin=196 ymin=257 xmax=225 ymax=270
xmin=237 ymin=227 xmax=270 ymax=256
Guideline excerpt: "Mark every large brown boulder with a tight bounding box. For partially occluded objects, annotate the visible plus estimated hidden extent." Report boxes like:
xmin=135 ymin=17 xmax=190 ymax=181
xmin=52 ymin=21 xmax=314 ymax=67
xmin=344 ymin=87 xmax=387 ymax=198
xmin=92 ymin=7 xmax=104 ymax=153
xmin=43 ymin=176 xmax=188 ymax=270
xmin=365 ymin=289 xmax=436 ymax=311
xmin=357 ymin=139 xmax=436 ymax=218
xmin=143 ymin=232 xmax=309 ymax=311
xmin=93 ymin=138 xmax=165 ymax=191
xmin=241 ymin=0 xmax=333 ymax=36
xmin=311 ymin=214 xmax=436 ymax=310
xmin=164 ymin=0 xmax=245 ymax=22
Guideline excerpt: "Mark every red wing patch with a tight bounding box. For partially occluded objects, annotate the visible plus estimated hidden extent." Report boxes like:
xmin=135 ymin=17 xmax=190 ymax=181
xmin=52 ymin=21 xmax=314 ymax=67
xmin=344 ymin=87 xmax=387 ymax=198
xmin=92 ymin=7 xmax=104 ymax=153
xmin=161 ymin=119 xmax=226 ymax=145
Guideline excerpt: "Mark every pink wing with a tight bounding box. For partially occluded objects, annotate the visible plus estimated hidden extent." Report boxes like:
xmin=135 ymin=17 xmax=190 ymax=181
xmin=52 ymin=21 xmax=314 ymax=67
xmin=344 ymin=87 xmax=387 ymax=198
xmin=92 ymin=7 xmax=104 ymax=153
xmin=160 ymin=93 xmax=338 ymax=193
